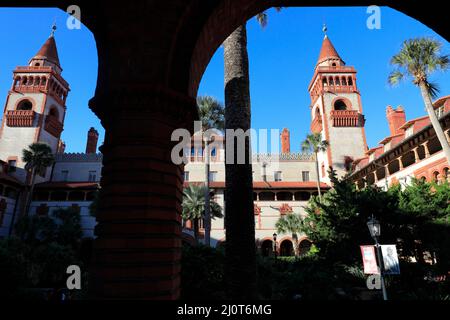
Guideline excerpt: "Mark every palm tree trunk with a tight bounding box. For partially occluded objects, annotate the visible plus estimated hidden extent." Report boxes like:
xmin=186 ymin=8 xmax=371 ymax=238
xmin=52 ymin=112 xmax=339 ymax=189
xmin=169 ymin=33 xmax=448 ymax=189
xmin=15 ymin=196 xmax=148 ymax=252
xmin=193 ymin=218 xmax=199 ymax=245
xmin=293 ymin=234 xmax=299 ymax=257
xmin=314 ymin=152 xmax=322 ymax=198
xmin=223 ymin=24 xmax=257 ymax=299
xmin=24 ymin=167 xmax=37 ymax=216
xmin=204 ymin=137 xmax=211 ymax=246
xmin=419 ymin=82 xmax=450 ymax=164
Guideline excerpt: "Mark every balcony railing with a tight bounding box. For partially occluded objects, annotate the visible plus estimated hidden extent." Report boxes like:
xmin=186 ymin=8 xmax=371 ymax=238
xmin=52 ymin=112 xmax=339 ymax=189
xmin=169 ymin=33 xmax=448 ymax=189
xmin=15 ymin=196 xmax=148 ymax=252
xmin=330 ymin=110 xmax=365 ymax=127
xmin=310 ymin=116 xmax=323 ymax=133
xmin=44 ymin=115 xmax=64 ymax=137
xmin=6 ymin=110 xmax=35 ymax=127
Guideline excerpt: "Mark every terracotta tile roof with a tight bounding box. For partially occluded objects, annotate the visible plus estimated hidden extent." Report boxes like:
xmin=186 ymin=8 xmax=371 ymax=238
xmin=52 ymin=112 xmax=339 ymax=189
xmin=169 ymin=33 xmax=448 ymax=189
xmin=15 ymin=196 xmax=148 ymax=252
xmin=184 ymin=181 xmax=330 ymax=189
xmin=317 ymin=36 xmax=341 ymax=64
xmin=33 ymin=35 xmax=60 ymax=67
xmin=35 ymin=181 xmax=99 ymax=189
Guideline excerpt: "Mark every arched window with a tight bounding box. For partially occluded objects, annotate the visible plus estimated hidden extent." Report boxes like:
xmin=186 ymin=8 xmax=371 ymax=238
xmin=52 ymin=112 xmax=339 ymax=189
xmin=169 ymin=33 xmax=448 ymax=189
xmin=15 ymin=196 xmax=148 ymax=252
xmin=259 ymin=192 xmax=275 ymax=201
xmin=432 ymin=171 xmax=439 ymax=183
xmin=341 ymin=77 xmax=347 ymax=86
xmin=331 ymin=62 xmax=336 ymax=67
xmin=329 ymin=77 xmax=334 ymax=85
xmin=35 ymin=63 xmax=40 ymax=66
xmin=277 ymin=192 xmax=293 ymax=201
xmin=322 ymin=78 xmax=328 ymax=86
xmin=280 ymin=240 xmax=294 ymax=257
xmin=443 ymin=168 xmax=449 ymax=181
xmin=22 ymin=77 xmax=27 ymax=85
xmin=41 ymin=77 xmax=47 ymax=86
xmin=334 ymin=99 xmax=347 ymax=111
xmin=260 ymin=240 xmax=273 ymax=257
xmin=48 ymin=107 xmax=59 ymax=119
xmin=335 ymin=76 xmax=340 ymax=86
xmin=17 ymin=100 xmax=33 ymax=111
xmin=348 ymin=77 xmax=353 ymax=86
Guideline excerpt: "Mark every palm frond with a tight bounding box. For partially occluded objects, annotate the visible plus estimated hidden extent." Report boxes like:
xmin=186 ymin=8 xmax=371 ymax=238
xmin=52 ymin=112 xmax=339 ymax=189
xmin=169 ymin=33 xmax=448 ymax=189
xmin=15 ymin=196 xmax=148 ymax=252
xmin=388 ymin=70 xmax=405 ymax=86
xmin=425 ymin=81 xmax=440 ymax=99
xmin=256 ymin=12 xmax=267 ymax=28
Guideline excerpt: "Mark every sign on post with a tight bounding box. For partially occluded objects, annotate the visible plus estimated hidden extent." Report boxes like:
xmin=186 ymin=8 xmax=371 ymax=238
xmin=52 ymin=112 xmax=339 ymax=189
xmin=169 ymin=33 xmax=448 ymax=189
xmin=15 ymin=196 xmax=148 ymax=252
xmin=381 ymin=245 xmax=400 ymax=275
xmin=360 ymin=245 xmax=379 ymax=274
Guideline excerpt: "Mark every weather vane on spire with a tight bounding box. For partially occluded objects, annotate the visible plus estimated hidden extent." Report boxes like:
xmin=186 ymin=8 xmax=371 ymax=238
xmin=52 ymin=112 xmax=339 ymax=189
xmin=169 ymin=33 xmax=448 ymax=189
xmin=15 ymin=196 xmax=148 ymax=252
xmin=50 ymin=20 xmax=57 ymax=37
xmin=322 ymin=23 xmax=328 ymax=37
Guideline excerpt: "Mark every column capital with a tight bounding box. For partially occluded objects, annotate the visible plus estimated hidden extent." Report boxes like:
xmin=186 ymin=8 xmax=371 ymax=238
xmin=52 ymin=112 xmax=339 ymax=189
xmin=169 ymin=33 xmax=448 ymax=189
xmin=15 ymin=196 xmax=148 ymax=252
xmin=89 ymin=84 xmax=198 ymax=131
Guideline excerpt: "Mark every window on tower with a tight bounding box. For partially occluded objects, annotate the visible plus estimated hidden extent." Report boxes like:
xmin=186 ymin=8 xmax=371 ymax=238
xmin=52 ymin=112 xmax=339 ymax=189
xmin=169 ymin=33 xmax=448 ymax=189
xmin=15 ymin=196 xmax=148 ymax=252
xmin=17 ymin=100 xmax=33 ymax=111
xmin=334 ymin=99 xmax=347 ymax=111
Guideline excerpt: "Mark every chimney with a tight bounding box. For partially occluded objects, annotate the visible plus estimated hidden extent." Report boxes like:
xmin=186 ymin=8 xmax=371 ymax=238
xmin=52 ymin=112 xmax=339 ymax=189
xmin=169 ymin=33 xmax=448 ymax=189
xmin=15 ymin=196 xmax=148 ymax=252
xmin=386 ymin=106 xmax=406 ymax=136
xmin=86 ymin=127 xmax=99 ymax=154
xmin=57 ymin=140 xmax=66 ymax=154
xmin=280 ymin=128 xmax=290 ymax=154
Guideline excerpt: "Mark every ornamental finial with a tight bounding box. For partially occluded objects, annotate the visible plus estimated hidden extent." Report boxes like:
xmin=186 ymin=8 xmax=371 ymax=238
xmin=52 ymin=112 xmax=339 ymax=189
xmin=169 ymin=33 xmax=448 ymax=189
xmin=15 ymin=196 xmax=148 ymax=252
xmin=50 ymin=21 xmax=57 ymax=37
xmin=322 ymin=23 xmax=328 ymax=37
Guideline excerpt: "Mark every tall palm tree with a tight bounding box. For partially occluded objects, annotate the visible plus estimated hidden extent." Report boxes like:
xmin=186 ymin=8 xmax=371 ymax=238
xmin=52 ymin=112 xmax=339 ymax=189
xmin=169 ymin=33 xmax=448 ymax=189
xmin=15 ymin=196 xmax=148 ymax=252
xmin=301 ymin=133 xmax=329 ymax=198
xmin=182 ymin=184 xmax=223 ymax=244
xmin=223 ymin=7 xmax=281 ymax=299
xmin=197 ymin=96 xmax=225 ymax=247
xmin=22 ymin=142 xmax=55 ymax=216
xmin=388 ymin=38 xmax=450 ymax=164
xmin=275 ymin=213 xmax=304 ymax=256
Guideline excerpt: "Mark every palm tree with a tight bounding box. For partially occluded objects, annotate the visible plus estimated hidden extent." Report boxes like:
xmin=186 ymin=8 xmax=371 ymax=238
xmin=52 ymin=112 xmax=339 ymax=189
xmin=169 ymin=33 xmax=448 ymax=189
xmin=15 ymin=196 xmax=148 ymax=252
xmin=197 ymin=96 xmax=225 ymax=247
xmin=223 ymin=7 xmax=281 ymax=299
xmin=301 ymin=133 xmax=329 ymax=198
xmin=181 ymin=184 xmax=223 ymax=244
xmin=388 ymin=38 xmax=450 ymax=164
xmin=275 ymin=213 xmax=304 ymax=256
xmin=22 ymin=142 xmax=55 ymax=216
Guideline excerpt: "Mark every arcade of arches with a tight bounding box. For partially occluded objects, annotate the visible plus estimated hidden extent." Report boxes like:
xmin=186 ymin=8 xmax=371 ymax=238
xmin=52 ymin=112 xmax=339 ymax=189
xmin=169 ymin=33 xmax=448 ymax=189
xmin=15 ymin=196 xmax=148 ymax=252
xmin=1 ymin=0 xmax=447 ymax=300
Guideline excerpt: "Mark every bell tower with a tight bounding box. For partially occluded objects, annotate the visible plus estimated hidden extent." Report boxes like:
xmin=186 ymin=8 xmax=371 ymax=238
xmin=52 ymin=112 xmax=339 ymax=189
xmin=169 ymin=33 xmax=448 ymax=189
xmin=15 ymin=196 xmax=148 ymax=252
xmin=0 ymin=24 xmax=69 ymax=183
xmin=308 ymin=26 xmax=367 ymax=182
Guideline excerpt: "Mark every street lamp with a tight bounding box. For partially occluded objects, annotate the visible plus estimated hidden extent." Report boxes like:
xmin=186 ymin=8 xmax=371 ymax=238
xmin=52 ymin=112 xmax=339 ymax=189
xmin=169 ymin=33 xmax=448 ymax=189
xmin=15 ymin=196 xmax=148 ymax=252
xmin=367 ymin=215 xmax=388 ymax=300
xmin=273 ymin=233 xmax=277 ymax=259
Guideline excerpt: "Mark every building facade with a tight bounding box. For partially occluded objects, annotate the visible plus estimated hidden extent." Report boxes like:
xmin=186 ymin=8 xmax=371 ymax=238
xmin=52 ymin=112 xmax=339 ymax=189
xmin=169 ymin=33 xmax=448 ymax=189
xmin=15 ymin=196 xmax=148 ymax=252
xmin=350 ymin=98 xmax=450 ymax=188
xmin=0 ymin=31 xmax=100 ymax=238
xmin=1 ymin=29 xmax=447 ymax=257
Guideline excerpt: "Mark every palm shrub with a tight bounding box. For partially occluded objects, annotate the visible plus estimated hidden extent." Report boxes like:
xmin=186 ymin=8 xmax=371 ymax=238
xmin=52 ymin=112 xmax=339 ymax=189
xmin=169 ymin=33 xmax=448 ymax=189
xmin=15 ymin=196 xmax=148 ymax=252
xmin=275 ymin=213 xmax=304 ymax=256
xmin=182 ymin=184 xmax=223 ymax=244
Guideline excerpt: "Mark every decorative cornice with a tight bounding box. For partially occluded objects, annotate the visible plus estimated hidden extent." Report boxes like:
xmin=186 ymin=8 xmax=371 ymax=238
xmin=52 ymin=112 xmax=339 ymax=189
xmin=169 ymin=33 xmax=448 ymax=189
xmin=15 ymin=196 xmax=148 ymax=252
xmin=55 ymin=153 xmax=103 ymax=162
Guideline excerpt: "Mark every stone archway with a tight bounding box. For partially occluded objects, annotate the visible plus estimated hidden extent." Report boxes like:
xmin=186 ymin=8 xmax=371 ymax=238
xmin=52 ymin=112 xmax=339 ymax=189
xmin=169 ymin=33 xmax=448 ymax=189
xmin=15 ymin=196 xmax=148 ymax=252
xmin=280 ymin=239 xmax=294 ymax=256
xmin=260 ymin=239 xmax=274 ymax=257
xmin=1 ymin=0 xmax=448 ymax=300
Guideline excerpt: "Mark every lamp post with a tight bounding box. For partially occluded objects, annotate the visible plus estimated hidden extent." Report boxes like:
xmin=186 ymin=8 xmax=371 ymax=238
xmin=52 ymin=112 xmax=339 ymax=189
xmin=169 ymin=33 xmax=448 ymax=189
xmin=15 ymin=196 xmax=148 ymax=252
xmin=367 ymin=215 xmax=388 ymax=301
xmin=273 ymin=233 xmax=277 ymax=259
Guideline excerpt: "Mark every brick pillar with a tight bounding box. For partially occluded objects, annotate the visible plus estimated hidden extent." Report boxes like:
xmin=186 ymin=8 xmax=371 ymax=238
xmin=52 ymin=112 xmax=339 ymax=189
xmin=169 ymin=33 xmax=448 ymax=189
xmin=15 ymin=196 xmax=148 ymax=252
xmin=89 ymin=86 xmax=197 ymax=299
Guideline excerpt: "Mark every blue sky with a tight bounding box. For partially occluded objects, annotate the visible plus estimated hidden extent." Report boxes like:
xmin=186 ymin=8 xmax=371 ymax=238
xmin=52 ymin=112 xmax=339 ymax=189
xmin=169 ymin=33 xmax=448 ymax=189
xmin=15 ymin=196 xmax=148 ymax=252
xmin=0 ymin=7 xmax=449 ymax=153
xmin=199 ymin=6 xmax=450 ymax=152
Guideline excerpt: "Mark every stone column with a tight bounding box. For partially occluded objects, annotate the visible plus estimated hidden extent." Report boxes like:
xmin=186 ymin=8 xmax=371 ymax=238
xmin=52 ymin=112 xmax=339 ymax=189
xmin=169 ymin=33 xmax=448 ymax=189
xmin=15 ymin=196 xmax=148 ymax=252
xmin=423 ymin=142 xmax=430 ymax=158
xmin=398 ymin=158 xmax=404 ymax=170
xmin=89 ymin=86 xmax=197 ymax=299
xmin=413 ymin=147 xmax=420 ymax=163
